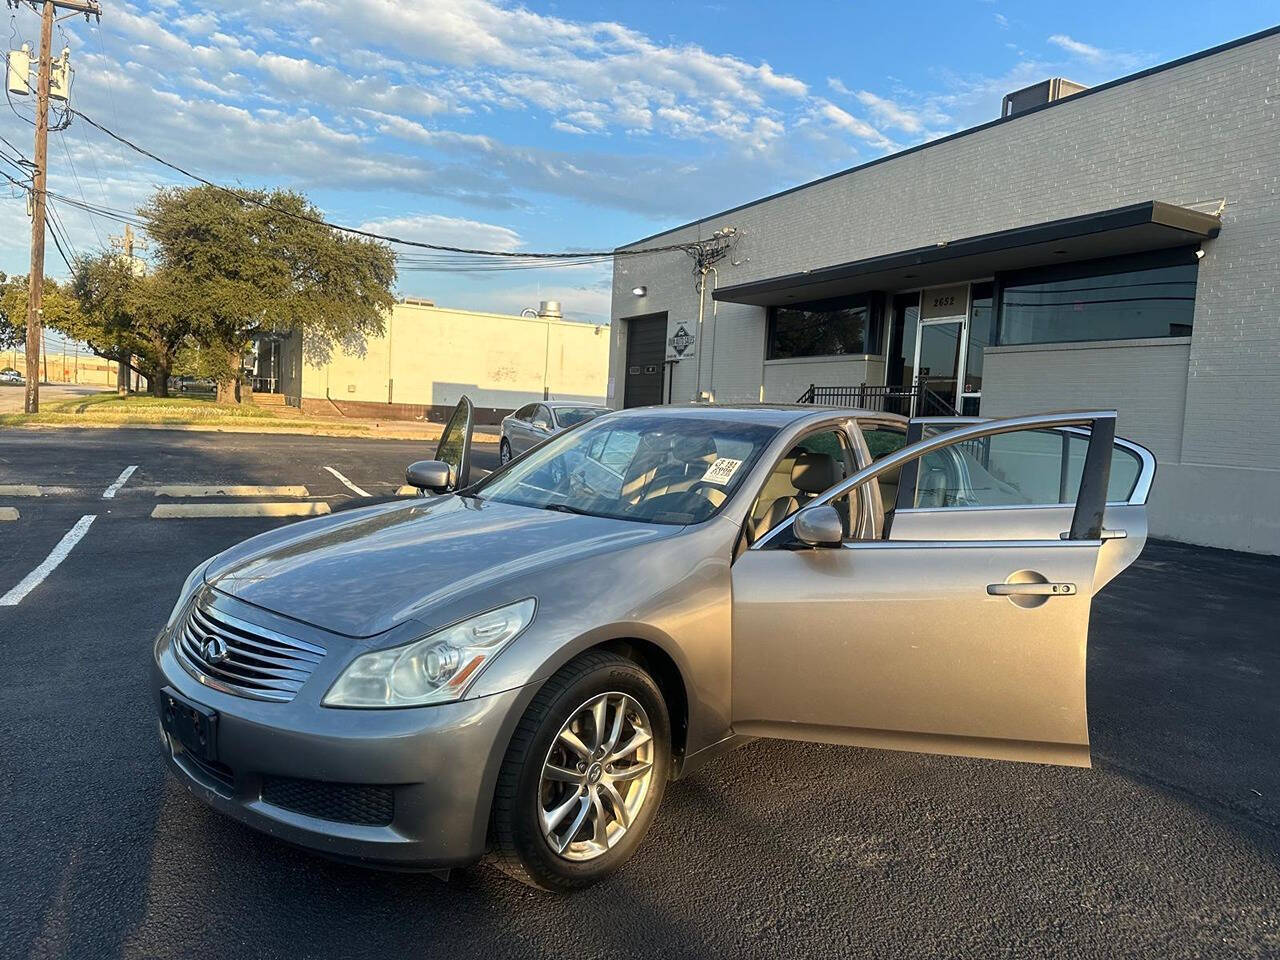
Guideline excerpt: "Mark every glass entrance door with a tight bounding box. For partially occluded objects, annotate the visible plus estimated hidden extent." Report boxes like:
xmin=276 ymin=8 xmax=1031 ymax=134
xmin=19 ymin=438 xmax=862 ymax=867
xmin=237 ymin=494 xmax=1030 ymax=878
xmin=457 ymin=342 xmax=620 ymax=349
xmin=913 ymin=319 xmax=963 ymax=413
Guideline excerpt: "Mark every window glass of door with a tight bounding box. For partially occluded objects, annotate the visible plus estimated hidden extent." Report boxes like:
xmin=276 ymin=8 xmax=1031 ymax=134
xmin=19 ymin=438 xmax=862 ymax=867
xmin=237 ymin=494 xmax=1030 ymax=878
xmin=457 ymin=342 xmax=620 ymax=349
xmin=962 ymin=283 xmax=994 ymax=416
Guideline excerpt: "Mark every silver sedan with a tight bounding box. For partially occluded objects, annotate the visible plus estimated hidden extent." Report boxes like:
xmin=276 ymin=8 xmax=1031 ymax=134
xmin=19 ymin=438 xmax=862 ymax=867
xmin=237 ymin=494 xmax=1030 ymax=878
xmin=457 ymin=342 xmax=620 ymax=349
xmin=153 ymin=398 xmax=1152 ymax=891
xmin=498 ymin=400 xmax=608 ymax=465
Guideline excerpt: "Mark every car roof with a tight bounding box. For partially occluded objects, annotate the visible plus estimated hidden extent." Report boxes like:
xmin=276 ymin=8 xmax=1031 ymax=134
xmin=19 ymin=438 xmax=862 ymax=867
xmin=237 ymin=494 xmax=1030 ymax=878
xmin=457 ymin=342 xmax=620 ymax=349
xmin=545 ymin=400 xmax=608 ymax=409
xmin=603 ymin=403 xmax=906 ymax=427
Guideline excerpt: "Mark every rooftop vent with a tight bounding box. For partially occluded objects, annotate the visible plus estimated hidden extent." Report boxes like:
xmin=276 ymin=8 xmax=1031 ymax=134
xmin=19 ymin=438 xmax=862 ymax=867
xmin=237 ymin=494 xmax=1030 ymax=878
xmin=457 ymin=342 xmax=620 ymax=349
xmin=1001 ymin=78 xmax=1087 ymax=117
xmin=537 ymin=300 xmax=562 ymax=320
xmin=401 ymin=297 xmax=435 ymax=307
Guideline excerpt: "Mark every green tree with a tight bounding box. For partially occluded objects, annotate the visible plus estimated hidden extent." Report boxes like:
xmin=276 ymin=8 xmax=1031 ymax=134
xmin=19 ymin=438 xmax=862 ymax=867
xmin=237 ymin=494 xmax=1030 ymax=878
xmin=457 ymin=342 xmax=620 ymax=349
xmin=1 ymin=272 xmax=85 ymax=359
xmin=142 ymin=186 xmax=396 ymax=403
xmin=68 ymin=255 xmax=189 ymax=397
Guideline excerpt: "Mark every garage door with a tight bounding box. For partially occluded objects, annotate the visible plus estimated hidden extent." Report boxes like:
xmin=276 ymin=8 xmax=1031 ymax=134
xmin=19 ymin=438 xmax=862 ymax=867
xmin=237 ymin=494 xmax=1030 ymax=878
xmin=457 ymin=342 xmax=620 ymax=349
xmin=623 ymin=313 xmax=667 ymax=408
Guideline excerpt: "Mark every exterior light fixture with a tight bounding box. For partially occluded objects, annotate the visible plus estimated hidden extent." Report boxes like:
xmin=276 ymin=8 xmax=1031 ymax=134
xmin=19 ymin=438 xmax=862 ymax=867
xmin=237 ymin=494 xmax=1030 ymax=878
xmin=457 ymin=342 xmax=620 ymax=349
xmin=631 ymin=286 xmax=647 ymax=297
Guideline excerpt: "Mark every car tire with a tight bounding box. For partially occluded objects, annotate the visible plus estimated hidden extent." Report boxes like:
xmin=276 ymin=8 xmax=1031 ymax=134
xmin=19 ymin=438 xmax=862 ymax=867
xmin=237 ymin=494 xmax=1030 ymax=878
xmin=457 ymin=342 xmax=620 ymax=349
xmin=499 ymin=438 xmax=512 ymax=464
xmin=489 ymin=651 xmax=670 ymax=892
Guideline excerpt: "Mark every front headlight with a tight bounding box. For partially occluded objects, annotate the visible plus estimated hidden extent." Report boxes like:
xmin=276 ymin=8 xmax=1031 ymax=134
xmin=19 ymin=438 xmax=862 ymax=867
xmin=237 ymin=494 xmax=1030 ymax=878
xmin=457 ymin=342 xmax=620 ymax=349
xmin=323 ymin=598 xmax=536 ymax=708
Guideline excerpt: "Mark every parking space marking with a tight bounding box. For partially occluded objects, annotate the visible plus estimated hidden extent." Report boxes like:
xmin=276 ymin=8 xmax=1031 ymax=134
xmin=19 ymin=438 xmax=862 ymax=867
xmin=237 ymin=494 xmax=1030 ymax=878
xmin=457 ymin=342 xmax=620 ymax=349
xmin=0 ymin=507 xmax=18 ymax=522
xmin=0 ymin=514 xmax=96 ymax=607
xmin=151 ymin=502 xmax=332 ymax=518
xmin=101 ymin=465 xmax=138 ymax=499
xmin=323 ymin=466 xmax=371 ymax=498
xmin=151 ymin=485 xmax=311 ymax=498
xmin=0 ymin=484 xmax=42 ymax=497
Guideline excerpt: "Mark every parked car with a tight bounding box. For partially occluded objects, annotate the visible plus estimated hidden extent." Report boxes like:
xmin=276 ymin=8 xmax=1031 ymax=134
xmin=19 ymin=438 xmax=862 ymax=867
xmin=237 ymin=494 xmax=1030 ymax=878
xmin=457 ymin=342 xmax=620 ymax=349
xmin=499 ymin=400 xmax=609 ymax=464
xmin=0 ymin=368 xmax=24 ymax=385
xmin=153 ymin=398 xmax=1152 ymax=891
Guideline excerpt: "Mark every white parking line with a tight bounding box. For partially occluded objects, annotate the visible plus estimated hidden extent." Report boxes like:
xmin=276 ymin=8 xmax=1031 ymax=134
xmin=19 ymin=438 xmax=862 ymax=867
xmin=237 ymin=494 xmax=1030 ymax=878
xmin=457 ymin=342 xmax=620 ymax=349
xmin=101 ymin=465 xmax=138 ymax=499
xmin=0 ymin=485 xmax=41 ymax=497
xmin=0 ymin=514 xmax=96 ymax=607
xmin=151 ymin=503 xmax=332 ymax=518
xmin=323 ymin=466 xmax=371 ymax=498
xmin=0 ymin=507 xmax=18 ymax=522
xmin=151 ymin=485 xmax=310 ymax=498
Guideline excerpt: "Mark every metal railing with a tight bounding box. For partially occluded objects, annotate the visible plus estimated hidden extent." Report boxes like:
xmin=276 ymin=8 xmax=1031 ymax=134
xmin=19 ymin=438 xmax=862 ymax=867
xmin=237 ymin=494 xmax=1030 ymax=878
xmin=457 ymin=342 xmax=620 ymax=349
xmin=796 ymin=377 xmax=959 ymax=417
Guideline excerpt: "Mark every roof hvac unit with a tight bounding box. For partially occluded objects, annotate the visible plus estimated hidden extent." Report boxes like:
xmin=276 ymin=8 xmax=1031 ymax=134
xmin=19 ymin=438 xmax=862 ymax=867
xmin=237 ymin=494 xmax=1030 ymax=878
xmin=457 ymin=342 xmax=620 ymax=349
xmin=1001 ymin=77 xmax=1087 ymax=117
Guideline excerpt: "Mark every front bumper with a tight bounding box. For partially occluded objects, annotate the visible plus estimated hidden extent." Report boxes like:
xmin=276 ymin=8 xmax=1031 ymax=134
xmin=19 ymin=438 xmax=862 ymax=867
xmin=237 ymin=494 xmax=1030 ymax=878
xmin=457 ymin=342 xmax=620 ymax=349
xmin=152 ymin=620 xmax=533 ymax=869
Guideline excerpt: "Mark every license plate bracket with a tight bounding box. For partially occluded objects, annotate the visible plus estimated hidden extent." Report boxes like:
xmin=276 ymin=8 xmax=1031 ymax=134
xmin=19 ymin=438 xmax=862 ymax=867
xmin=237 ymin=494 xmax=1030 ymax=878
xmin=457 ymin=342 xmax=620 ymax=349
xmin=161 ymin=686 xmax=218 ymax=762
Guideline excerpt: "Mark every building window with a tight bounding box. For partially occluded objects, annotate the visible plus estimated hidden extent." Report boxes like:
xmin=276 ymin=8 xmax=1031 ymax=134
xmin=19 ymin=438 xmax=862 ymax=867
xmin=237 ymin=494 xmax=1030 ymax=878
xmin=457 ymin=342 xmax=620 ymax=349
xmin=997 ymin=248 xmax=1198 ymax=346
xmin=768 ymin=293 xmax=883 ymax=360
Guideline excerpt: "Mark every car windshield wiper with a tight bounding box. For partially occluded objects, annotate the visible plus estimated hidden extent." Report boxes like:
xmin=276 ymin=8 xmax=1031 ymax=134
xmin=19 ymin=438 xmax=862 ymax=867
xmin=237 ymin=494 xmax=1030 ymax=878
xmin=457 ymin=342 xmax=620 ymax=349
xmin=541 ymin=502 xmax=594 ymax=516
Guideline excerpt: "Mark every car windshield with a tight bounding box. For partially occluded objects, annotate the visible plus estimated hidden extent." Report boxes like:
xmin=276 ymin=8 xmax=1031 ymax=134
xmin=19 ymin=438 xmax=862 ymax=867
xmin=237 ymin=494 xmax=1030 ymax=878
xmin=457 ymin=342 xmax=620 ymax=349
xmin=473 ymin=413 xmax=780 ymax=525
xmin=554 ymin=406 xmax=604 ymax=428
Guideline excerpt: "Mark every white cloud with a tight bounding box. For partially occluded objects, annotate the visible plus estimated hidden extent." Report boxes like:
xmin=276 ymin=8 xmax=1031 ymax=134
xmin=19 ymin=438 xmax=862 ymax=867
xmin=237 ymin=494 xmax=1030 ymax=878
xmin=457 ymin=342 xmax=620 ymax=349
xmin=994 ymin=13 xmax=1009 ymax=29
xmin=1046 ymin=33 xmax=1145 ymax=70
xmin=815 ymin=101 xmax=895 ymax=150
xmin=357 ymin=214 xmax=522 ymax=252
xmin=1048 ymin=34 xmax=1104 ymax=62
xmin=854 ymin=91 xmax=924 ymax=133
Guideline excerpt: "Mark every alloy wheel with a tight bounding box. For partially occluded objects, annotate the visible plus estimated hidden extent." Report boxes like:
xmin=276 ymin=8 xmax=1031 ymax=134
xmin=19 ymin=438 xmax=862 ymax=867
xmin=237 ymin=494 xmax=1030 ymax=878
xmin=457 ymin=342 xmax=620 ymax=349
xmin=538 ymin=691 xmax=655 ymax=861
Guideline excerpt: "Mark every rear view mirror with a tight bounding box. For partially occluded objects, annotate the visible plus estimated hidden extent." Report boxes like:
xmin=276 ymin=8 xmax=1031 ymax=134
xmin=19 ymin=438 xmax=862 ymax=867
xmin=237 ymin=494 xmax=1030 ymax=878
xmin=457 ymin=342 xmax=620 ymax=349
xmin=793 ymin=504 xmax=844 ymax=547
xmin=405 ymin=460 xmax=454 ymax=493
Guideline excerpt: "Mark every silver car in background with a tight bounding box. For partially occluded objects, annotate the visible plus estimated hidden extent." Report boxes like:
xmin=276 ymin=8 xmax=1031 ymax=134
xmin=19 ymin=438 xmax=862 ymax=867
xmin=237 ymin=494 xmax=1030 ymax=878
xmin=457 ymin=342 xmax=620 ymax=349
xmin=499 ymin=400 xmax=609 ymax=464
xmin=153 ymin=398 xmax=1152 ymax=891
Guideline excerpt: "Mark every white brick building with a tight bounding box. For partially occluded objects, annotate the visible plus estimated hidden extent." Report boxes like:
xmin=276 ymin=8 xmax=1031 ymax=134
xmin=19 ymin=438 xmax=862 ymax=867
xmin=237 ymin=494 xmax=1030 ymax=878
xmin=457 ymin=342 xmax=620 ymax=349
xmin=609 ymin=26 xmax=1280 ymax=555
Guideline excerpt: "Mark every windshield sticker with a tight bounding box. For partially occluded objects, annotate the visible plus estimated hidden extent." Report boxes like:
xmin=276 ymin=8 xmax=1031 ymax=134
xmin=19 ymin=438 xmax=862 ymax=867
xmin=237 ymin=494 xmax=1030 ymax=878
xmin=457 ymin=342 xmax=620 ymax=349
xmin=701 ymin=457 xmax=744 ymax=486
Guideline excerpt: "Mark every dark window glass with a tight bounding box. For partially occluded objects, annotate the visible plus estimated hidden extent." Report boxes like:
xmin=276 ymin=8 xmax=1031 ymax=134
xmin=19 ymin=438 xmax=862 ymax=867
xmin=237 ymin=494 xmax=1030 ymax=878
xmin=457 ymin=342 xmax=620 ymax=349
xmin=886 ymin=293 xmax=920 ymax=388
xmin=998 ymin=249 xmax=1198 ymax=346
xmin=965 ymin=282 xmax=994 ymax=394
xmin=768 ymin=293 xmax=883 ymax=360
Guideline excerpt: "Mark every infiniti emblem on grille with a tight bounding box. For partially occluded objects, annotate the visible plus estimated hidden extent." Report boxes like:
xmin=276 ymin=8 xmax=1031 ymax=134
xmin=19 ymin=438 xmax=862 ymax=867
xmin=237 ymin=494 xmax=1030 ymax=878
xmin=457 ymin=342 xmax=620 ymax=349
xmin=201 ymin=635 xmax=229 ymax=665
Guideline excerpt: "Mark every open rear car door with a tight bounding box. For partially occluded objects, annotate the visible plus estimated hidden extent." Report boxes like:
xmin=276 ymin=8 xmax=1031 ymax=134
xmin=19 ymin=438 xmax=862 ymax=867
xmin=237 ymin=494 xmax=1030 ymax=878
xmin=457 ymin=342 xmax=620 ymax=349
xmin=731 ymin=411 xmax=1155 ymax=768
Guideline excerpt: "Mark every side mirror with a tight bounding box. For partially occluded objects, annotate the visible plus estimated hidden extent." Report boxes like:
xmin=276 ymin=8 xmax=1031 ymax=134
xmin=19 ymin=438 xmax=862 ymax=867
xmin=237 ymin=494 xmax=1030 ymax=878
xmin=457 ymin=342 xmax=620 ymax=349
xmin=405 ymin=460 xmax=454 ymax=494
xmin=792 ymin=504 xmax=844 ymax=547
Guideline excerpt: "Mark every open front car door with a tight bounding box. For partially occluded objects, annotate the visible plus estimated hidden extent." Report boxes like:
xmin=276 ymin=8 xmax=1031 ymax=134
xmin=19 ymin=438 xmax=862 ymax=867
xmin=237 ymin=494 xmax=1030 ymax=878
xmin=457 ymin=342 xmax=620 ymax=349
xmin=730 ymin=411 xmax=1155 ymax=768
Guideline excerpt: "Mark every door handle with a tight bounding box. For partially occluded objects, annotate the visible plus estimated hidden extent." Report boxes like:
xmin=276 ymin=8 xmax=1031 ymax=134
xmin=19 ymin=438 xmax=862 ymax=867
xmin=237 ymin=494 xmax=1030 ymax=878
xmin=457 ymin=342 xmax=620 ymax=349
xmin=987 ymin=582 xmax=1077 ymax=597
xmin=1059 ymin=528 xmax=1127 ymax=541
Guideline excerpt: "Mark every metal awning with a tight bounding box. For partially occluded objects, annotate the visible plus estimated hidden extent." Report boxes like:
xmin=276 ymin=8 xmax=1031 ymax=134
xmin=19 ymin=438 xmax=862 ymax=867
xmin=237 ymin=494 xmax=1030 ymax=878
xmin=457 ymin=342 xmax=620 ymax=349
xmin=712 ymin=201 xmax=1221 ymax=306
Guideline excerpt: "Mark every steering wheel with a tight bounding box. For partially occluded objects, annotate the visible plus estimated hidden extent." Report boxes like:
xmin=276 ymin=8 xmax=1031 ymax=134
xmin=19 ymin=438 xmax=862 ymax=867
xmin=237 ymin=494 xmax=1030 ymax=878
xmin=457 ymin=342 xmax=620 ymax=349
xmin=685 ymin=481 xmax=728 ymax=508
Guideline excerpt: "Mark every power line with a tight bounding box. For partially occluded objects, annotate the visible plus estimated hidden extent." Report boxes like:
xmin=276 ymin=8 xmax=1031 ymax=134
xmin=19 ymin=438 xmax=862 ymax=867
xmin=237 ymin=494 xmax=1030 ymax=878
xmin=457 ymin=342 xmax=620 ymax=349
xmin=68 ymin=107 xmax=732 ymax=262
xmin=57 ymin=128 xmax=104 ymax=246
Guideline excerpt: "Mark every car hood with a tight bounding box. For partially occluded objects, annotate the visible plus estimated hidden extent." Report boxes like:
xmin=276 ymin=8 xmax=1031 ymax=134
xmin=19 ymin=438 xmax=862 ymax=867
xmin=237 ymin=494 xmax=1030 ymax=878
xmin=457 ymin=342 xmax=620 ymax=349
xmin=204 ymin=495 xmax=678 ymax=638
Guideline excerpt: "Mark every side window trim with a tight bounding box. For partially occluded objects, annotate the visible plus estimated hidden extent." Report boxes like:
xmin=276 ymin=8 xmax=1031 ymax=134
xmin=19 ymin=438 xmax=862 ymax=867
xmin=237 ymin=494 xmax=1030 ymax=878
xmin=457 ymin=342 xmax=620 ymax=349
xmin=750 ymin=410 xmax=1125 ymax=551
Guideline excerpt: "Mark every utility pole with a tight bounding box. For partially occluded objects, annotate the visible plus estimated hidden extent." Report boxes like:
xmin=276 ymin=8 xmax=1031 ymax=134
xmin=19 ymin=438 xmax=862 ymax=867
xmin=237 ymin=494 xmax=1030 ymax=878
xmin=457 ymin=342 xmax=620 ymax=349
xmin=12 ymin=0 xmax=102 ymax=412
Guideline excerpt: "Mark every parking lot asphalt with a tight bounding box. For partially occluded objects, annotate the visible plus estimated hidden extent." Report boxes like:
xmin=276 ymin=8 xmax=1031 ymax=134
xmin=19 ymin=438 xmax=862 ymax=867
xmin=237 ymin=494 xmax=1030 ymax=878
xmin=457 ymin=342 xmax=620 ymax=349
xmin=1 ymin=428 xmax=1278 ymax=959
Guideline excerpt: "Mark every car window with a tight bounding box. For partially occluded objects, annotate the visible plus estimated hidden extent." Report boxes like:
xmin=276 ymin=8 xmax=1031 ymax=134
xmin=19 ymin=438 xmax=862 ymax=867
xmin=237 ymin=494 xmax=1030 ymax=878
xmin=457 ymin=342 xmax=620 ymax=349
xmin=474 ymin=414 xmax=780 ymax=525
xmin=532 ymin=407 xmax=553 ymax=430
xmin=513 ymin=404 xmax=538 ymax=421
xmin=859 ymin=423 xmax=909 ymax=518
xmin=554 ymin=406 xmax=604 ymax=428
xmin=748 ymin=429 xmax=855 ymax=543
xmin=910 ymin=427 xmax=1142 ymax=508
xmin=435 ymin=399 xmax=472 ymax=480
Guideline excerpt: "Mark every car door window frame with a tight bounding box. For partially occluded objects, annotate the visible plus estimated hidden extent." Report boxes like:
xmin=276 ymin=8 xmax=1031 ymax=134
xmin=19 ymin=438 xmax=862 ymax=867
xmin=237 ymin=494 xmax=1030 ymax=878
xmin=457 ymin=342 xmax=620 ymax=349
xmin=532 ymin=405 xmax=554 ymax=431
xmin=752 ymin=411 xmax=1127 ymax=551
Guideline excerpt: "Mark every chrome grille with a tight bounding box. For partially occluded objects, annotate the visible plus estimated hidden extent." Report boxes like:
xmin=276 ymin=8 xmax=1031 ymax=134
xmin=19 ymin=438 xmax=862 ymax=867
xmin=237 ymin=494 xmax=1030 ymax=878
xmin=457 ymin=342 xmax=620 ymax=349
xmin=176 ymin=594 xmax=325 ymax=702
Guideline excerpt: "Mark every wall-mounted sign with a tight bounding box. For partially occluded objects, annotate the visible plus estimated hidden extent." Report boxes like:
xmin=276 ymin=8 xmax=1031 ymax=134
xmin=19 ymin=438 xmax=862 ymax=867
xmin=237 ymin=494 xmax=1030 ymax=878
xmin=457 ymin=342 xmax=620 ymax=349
xmin=666 ymin=323 xmax=696 ymax=361
xmin=920 ymin=284 xmax=970 ymax=322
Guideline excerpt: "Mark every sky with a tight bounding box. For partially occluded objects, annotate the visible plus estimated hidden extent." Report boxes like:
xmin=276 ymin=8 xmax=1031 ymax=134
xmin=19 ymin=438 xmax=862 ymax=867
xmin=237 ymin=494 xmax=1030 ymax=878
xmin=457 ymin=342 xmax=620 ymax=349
xmin=1 ymin=0 xmax=1276 ymax=331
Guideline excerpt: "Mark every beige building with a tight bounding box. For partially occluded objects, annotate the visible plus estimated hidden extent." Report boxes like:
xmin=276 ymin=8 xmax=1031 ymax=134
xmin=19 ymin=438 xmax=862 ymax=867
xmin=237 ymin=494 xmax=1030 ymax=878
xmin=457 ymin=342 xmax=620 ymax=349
xmin=271 ymin=299 xmax=609 ymax=422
